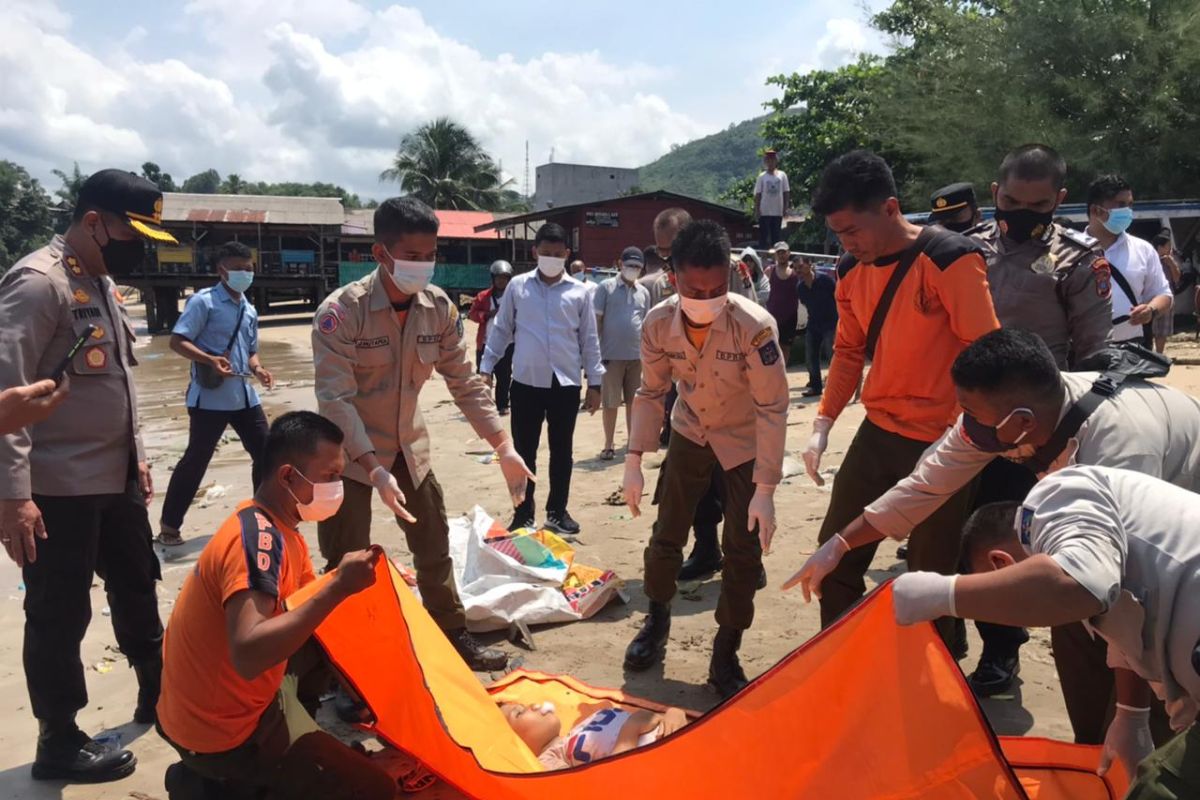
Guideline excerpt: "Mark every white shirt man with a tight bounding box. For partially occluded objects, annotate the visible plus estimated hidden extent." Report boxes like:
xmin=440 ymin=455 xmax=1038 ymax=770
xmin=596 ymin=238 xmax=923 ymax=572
xmin=1105 ymin=232 xmax=1172 ymax=343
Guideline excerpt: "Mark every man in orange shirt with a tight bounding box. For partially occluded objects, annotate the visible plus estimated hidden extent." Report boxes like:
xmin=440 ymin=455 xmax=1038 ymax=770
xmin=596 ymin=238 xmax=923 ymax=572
xmin=786 ymin=151 xmax=999 ymax=650
xmin=156 ymin=411 xmax=392 ymax=799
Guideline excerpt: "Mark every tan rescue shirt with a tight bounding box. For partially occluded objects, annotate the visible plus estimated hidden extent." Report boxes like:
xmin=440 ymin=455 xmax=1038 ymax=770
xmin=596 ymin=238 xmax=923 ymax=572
xmin=973 ymin=221 xmax=1113 ymax=368
xmin=629 ymin=294 xmax=789 ymax=486
xmin=0 ymin=236 xmax=144 ymax=498
xmin=312 ymin=268 xmax=503 ymax=487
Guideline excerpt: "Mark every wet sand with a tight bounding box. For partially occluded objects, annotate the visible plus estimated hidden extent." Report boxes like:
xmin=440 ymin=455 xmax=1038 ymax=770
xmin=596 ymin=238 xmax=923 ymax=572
xmin=2 ymin=309 xmax=1199 ymax=798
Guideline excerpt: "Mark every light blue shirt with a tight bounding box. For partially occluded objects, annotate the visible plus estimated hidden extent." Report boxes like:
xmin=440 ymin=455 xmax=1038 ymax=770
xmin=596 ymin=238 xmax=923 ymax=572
xmin=593 ymin=277 xmax=650 ymax=361
xmin=481 ymin=272 xmax=604 ymax=388
xmin=174 ymin=282 xmax=260 ymax=411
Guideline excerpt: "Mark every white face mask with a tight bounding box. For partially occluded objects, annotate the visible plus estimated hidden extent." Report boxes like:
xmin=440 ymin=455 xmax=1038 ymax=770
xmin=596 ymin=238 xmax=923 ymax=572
xmin=537 ymin=255 xmax=566 ymax=278
xmin=385 ymin=251 xmax=436 ymax=295
xmin=621 ymin=266 xmax=641 ymax=283
xmin=286 ymin=468 xmax=345 ymax=522
xmin=679 ymin=294 xmax=728 ymax=325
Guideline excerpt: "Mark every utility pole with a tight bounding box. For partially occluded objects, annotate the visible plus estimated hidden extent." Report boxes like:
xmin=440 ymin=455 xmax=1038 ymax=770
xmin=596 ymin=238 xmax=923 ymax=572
xmin=524 ymin=140 xmax=530 ymax=201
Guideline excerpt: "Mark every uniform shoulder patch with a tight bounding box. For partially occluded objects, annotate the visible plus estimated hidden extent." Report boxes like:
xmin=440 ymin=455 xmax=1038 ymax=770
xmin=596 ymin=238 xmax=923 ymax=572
xmin=238 ymin=507 xmax=284 ymax=599
xmin=750 ymin=328 xmax=774 ymax=348
xmin=757 ymin=340 xmax=781 ymax=366
xmin=1018 ymin=506 xmax=1035 ymax=547
xmin=1090 ymin=256 xmax=1112 ymax=299
xmin=317 ymin=301 xmax=346 ymax=334
xmin=923 ymin=228 xmax=985 ymax=271
xmin=1059 ymin=226 xmax=1100 ymax=251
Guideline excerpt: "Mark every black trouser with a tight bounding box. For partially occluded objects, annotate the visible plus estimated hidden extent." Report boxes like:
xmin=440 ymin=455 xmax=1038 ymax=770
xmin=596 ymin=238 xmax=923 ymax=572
xmin=971 ymin=458 xmax=1038 ymax=656
xmin=660 ymin=387 xmax=722 ymax=553
xmin=510 ymin=377 xmax=580 ymax=518
xmin=478 ymin=344 xmax=514 ymax=412
xmin=161 ymin=405 xmax=270 ymax=530
xmin=805 ymin=325 xmax=834 ymax=391
xmin=758 ymin=215 xmax=782 ymax=249
xmin=25 ymin=484 xmax=163 ymax=722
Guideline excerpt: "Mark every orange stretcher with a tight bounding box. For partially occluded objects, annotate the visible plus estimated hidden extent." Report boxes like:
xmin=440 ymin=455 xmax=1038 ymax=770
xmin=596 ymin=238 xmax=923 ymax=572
xmin=289 ymin=559 xmax=1127 ymax=799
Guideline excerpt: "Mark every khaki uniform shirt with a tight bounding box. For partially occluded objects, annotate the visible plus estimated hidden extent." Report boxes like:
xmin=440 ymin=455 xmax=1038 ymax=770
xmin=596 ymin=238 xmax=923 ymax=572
xmin=1019 ymin=465 xmax=1200 ymax=728
xmin=630 ymin=294 xmax=789 ymax=486
xmin=0 ymin=236 xmax=144 ymax=498
xmin=312 ymin=269 xmax=502 ymax=487
xmin=863 ymin=372 xmax=1200 ymax=538
xmin=973 ymin=221 xmax=1113 ymax=368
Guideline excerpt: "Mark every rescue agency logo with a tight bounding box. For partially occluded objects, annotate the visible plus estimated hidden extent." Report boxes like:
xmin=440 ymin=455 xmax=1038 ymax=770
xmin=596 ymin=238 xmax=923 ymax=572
xmin=73 ymin=288 xmax=90 ymax=304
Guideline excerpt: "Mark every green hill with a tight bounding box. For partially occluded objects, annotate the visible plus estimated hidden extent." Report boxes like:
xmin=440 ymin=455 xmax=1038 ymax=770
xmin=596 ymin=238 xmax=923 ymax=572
xmin=638 ymin=116 xmax=766 ymax=202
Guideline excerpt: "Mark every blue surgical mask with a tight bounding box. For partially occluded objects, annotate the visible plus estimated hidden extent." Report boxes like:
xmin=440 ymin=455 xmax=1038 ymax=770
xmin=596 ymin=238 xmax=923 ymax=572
xmin=225 ymin=270 xmax=254 ymax=293
xmin=1101 ymin=206 xmax=1134 ymax=235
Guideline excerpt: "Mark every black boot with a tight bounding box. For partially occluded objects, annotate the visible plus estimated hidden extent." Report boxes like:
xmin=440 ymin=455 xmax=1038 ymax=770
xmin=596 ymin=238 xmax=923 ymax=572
xmin=132 ymin=650 xmax=162 ymax=724
xmin=32 ymin=718 xmax=137 ymax=783
xmin=624 ymin=601 xmax=671 ymax=671
xmin=677 ymin=533 xmax=722 ymax=581
xmin=448 ymin=628 xmax=509 ymax=671
xmin=707 ymin=627 xmax=749 ymax=700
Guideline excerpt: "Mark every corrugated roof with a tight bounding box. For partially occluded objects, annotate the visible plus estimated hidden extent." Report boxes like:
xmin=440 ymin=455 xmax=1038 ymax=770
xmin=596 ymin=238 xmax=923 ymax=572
xmin=473 ymin=190 xmax=744 ymax=232
xmin=161 ymin=193 xmax=346 ymax=226
xmin=342 ymin=208 xmax=503 ymax=240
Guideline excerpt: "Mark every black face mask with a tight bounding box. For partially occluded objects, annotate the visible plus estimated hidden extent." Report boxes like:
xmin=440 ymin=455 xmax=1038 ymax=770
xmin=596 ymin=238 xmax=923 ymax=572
xmin=92 ymin=219 xmax=145 ymax=277
xmin=940 ymin=219 xmax=975 ymax=234
xmin=961 ymin=408 xmax=1032 ymax=453
xmin=993 ymin=207 xmax=1053 ymax=244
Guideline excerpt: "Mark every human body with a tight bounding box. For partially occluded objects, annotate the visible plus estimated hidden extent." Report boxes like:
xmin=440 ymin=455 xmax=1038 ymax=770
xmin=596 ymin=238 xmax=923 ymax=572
xmin=594 ymin=247 xmax=650 ymax=460
xmin=503 ymin=702 xmax=688 ymax=770
xmin=753 ymin=149 xmax=790 ymax=249
xmin=468 ymin=260 xmax=515 ymax=413
xmin=795 ymin=258 xmax=837 ymax=398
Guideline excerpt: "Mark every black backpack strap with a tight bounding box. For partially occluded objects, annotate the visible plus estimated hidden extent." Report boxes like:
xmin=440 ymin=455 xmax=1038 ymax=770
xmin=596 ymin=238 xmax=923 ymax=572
xmin=1025 ymin=371 xmax=1126 ymax=473
xmin=865 ymin=226 xmax=936 ymax=361
xmin=1108 ymin=263 xmax=1139 ymax=324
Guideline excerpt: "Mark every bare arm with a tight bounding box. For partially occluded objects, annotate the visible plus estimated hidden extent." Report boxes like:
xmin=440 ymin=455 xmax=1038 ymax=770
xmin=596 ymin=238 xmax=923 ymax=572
xmin=610 ymin=710 xmax=661 ymax=755
xmin=953 ymin=554 xmax=1105 ymax=627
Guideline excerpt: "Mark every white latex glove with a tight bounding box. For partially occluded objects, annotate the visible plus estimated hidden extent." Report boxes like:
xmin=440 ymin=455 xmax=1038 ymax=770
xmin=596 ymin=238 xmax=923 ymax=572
xmin=622 ymin=454 xmax=645 ymax=518
xmin=892 ymin=571 xmax=958 ymax=626
xmin=747 ymin=485 xmax=776 ymax=553
xmin=803 ymin=415 xmax=834 ymax=486
xmin=495 ymin=440 xmax=536 ymax=507
xmin=369 ymin=466 xmax=416 ymax=523
xmin=782 ymin=533 xmax=850 ymax=602
xmin=1098 ymin=704 xmax=1154 ymax=778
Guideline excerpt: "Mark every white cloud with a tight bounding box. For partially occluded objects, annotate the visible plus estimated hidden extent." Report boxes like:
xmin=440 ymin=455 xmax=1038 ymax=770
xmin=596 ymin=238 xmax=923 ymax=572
xmin=0 ymin=0 xmax=708 ymax=200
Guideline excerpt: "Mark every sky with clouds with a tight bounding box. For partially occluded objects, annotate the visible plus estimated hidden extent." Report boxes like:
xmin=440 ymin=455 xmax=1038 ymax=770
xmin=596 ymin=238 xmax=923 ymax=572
xmin=0 ymin=0 xmax=891 ymax=201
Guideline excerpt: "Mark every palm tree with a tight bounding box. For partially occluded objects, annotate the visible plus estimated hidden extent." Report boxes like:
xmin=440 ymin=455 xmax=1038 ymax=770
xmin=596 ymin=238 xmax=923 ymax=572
xmin=51 ymin=162 xmax=89 ymax=209
xmin=223 ymin=173 xmax=244 ymax=194
xmin=380 ymin=118 xmax=514 ymax=210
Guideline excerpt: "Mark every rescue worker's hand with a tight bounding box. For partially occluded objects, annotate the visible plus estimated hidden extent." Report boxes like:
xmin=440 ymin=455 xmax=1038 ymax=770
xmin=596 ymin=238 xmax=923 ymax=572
xmin=0 ymin=378 xmax=69 ymax=435
xmin=496 ymin=440 xmax=535 ymax=507
xmin=253 ymin=365 xmax=275 ymax=391
xmin=0 ymin=499 xmax=46 ymax=567
xmin=208 ymin=355 xmax=234 ymax=377
xmin=1098 ymin=704 xmax=1154 ymax=778
xmin=1128 ymin=304 xmax=1154 ymax=326
xmin=622 ymin=454 xmax=644 ymax=518
xmin=747 ymin=484 xmax=777 ymax=553
xmin=584 ymin=387 xmax=602 ymax=415
xmin=137 ymin=461 xmax=154 ymax=505
xmin=481 ymin=372 xmax=495 ymax=388
xmin=369 ymin=466 xmax=417 ymax=523
xmin=333 ymin=545 xmax=382 ymax=598
xmin=803 ymin=415 xmax=834 ymax=486
xmin=782 ymin=533 xmax=850 ymax=601
xmin=892 ymin=571 xmax=957 ymax=625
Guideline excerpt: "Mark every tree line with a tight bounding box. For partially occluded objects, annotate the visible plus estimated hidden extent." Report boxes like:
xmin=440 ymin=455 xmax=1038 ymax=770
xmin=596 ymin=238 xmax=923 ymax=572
xmin=727 ymin=0 xmax=1200 ymax=244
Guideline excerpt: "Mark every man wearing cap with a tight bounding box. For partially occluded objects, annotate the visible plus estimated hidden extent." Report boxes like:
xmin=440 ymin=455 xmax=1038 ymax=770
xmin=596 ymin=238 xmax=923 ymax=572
xmin=754 ymin=149 xmax=790 ymax=250
xmin=594 ymin=247 xmax=651 ymax=460
xmin=795 ymin=256 xmax=838 ymax=399
xmin=0 ymin=169 xmax=175 ymax=782
xmin=928 ymin=182 xmax=983 ymax=234
xmin=764 ymin=242 xmax=801 ymax=355
xmin=468 ymin=260 xmax=515 ymax=414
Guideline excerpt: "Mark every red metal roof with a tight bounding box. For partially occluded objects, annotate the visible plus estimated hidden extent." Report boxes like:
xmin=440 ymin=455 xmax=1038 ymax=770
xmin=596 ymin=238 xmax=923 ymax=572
xmin=436 ymin=210 xmax=499 ymax=240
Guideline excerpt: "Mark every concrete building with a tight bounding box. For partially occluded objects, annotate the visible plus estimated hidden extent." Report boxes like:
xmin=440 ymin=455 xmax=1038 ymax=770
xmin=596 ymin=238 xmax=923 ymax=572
xmin=533 ymin=163 xmax=640 ymax=211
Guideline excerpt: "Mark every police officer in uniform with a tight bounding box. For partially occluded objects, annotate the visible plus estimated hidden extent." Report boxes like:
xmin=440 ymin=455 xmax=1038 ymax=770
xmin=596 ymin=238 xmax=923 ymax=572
xmin=928 ymin=181 xmax=982 ymax=233
xmin=934 ymin=146 xmax=1113 ymax=697
xmin=0 ymin=170 xmax=174 ymax=782
xmin=312 ymin=197 xmax=533 ymax=671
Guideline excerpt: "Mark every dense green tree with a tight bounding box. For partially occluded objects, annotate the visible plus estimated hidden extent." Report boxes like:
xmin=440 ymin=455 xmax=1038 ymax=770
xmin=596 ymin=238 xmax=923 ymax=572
xmin=222 ymin=173 xmax=244 ymax=194
xmin=181 ymin=168 xmax=222 ymax=194
xmin=141 ymin=161 xmax=177 ymax=192
xmin=380 ymin=117 xmax=514 ymax=210
xmin=0 ymin=161 xmax=54 ymax=272
xmin=50 ymin=162 xmax=88 ymax=233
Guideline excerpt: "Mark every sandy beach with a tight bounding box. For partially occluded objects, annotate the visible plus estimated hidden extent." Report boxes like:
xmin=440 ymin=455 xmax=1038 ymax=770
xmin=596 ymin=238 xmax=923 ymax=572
xmin=2 ymin=309 xmax=1198 ymax=799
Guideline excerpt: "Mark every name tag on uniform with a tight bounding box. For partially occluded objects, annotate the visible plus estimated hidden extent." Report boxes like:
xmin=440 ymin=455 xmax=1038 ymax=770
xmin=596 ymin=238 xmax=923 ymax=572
xmin=355 ymin=337 xmax=390 ymax=349
xmin=417 ymin=334 xmax=443 ymax=344
xmin=665 ymin=351 xmax=686 ymax=360
xmin=715 ymin=350 xmax=744 ymax=362
xmin=72 ymin=307 xmax=102 ymax=321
